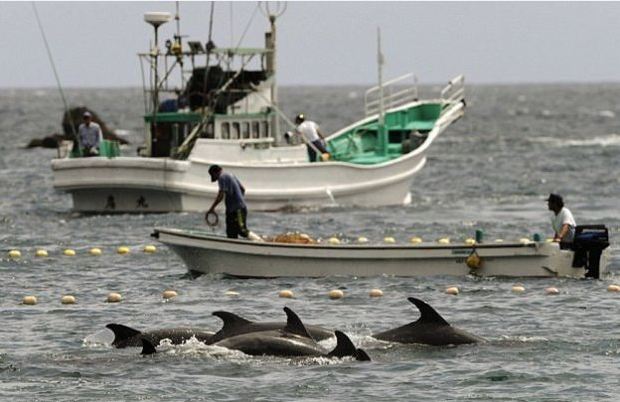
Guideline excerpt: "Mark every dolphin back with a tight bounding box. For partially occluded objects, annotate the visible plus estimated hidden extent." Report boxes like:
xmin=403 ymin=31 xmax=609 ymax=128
xmin=372 ymin=297 xmax=482 ymax=345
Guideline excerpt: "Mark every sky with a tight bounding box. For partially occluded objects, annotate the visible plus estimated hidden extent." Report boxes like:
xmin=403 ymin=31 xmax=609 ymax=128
xmin=1 ymin=1 xmax=620 ymax=88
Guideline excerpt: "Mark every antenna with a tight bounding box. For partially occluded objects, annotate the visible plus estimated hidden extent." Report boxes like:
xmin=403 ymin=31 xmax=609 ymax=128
xmin=144 ymin=11 xmax=172 ymax=112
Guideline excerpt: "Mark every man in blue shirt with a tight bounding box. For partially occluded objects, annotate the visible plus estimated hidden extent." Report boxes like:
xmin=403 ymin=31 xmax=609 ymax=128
xmin=206 ymin=165 xmax=249 ymax=239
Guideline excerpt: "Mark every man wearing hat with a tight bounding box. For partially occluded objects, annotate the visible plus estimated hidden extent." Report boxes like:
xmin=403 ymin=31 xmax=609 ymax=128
xmin=547 ymin=193 xmax=576 ymax=243
xmin=206 ymin=165 xmax=249 ymax=239
xmin=77 ymin=111 xmax=103 ymax=157
xmin=294 ymin=113 xmax=330 ymax=162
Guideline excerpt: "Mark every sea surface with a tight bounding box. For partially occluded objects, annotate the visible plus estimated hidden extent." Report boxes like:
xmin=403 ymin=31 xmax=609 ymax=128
xmin=1 ymin=84 xmax=620 ymax=401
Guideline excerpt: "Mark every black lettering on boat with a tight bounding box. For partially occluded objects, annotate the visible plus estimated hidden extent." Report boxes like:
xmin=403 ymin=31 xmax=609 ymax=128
xmin=105 ymin=195 xmax=116 ymax=210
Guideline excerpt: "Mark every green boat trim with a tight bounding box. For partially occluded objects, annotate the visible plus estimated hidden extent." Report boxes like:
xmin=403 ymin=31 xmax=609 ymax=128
xmin=326 ymin=102 xmax=443 ymax=165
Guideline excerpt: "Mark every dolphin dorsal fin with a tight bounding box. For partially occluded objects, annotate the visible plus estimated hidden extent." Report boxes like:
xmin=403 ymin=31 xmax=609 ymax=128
xmin=212 ymin=311 xmax=253 ymax=333
xmin=328 ymin=330 xmax=357 ymax=358
xmin=140 ymin=337 xmax=157 ymax=355
xmin=283 ymin=307 xmax=313 ymax=339
xmin=106 ymin=323 xmax=142 ymax=346
xmin=408 ymin=297 xmax=450 ymax=326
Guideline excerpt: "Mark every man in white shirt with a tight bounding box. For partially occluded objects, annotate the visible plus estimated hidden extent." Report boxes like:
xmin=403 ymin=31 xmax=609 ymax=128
xmin=78 ymin=111 xmax=103 ymax=157
xmin=294 ymin=113 xmax=330 ymax=162
xmin=547 ymin=193 xmax=576 ymax=242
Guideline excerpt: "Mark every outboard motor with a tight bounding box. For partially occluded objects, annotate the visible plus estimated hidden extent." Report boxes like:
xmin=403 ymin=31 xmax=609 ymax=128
xmin=569 ymin=225 xmax=610 ymax=279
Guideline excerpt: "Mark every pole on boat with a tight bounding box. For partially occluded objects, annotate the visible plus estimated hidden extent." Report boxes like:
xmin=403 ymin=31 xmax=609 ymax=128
xmin=144 ymin=12 xmax=171 ymax=113
xmin=144 ymin=12 xmax=171 ymax=158
xmin=377 ymin=27 xmax=387 ymax=156
xmin=261 ymin=2 xmax=286 ymax=140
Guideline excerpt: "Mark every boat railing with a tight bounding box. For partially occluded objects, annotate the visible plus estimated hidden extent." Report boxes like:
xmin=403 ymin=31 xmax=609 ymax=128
xmin=364 ymin=73 xmax=418 ymax=117
xmin=440 ymin=74 xmax=465 ymax=108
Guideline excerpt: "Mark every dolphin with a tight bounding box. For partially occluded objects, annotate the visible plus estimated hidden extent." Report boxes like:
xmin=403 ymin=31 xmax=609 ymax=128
xmin=106 ymin=323 xmax=214 ymax=348
xmin=372 ymin=297 xmax=484 ymax=346
xmin=142 ymin=307 xmax=370 ymax=361
xmin=207 ymin=310 xmax=334 ymax=344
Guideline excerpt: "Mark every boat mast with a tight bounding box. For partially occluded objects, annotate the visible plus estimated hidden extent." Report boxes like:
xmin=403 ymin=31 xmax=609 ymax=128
xmin=261 ymin=2 xmax=286 ymax=139
xmin=377 ymin=27 xmax=387 ymax=156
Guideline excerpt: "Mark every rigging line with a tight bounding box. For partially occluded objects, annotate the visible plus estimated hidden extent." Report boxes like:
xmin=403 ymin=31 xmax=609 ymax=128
xmin=202 ymin=1 xmax=215 ymax=109
xmin=229 ymin=2 xmax=234 ymax=48
xmin=210 ymin=3 xmax=261 ymax=112
xmin=234 ymin=2 xmax=261 ymax=50
xmin=31 ymin=2 xmax=77 ymax=139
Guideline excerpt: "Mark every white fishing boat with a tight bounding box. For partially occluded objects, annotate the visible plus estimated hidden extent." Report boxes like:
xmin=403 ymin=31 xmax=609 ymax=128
xmin=51 ymin=4 xmax=465 ymax=213
xmin=151 ymin=225 xmax=611 ymax=279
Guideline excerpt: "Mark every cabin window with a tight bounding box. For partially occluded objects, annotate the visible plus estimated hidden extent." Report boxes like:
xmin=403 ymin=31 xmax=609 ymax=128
xmin=251 ymin=121 xmax=260 ymax=138
xmin=242 ymin=122 xmax=250 ymax=139
xmin=221 ymin=122 xmax=230 ymax=139
xmin=261 ymin=121 xmax=269 ymax=138
xmin=231 ymin=122 xmax=240 ymax=139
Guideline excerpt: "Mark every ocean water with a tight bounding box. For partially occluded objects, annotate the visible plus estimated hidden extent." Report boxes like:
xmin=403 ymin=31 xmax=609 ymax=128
xmin=1 ymin=84 xmax=620 ymax=401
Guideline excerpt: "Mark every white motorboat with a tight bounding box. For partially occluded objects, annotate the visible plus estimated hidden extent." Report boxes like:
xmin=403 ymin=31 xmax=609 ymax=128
xmin=51 ymin=5 xmax=466 ymax=213
xmin=151 ymin=225 xmax=611 ymax=279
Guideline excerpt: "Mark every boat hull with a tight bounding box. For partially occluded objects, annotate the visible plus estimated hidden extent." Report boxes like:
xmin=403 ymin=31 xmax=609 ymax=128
xmin=52 ymin=153 xmax=423 ymax=212
xmin=153 ymin=228 xmax=609 ymax=279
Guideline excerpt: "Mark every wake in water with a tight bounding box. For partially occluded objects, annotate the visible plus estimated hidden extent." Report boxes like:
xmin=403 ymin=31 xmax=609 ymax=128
xmin=529 ymin=133 xmax=620 ymax=147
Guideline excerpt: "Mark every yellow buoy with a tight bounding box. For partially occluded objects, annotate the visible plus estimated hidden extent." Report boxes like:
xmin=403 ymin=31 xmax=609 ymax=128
xmin=327 ymin=237 xmax=341 ymax=245
xmin=445 ymin=286 xmax=459 ymax=295
xmin=117 ymin=246 xmax=130 ymax=255
xmin=8 ymin=250 xmax=21 ymax=259
xmin=357 ymin=236 xmax=369 ymax=244
xmin=494 ymin=239 xmax=504 ymax=243
xmin=35 ymin=249 xmax=48 ymax=257
xmin=369 ymin=289 xmax=383 ymax=297
xmin=279 ymin=290 xmax=294 ymax=298
xmin=466 ymin=251 xmax=482 ymax=269
xmin=464 ymin=238 xmax=476 ymax=245
xmin=89 ymin=247 xmax=102 ymax=256
xmin=607 ymin=284 xmax=620 ymax=292
xmin=519 ymin=238 xmax=531 ymax=244
xmin=63 ymin=249 xmax=76 ymax=257
xmin=546 ymin=238 xmax=554 ymax=243
xmin=545 ymin=287 xmax=560 ymax=295
xmin=383 ymin=236 xmax=396 ymax=244
xmin=162 ymin=289 xmax=178 ymax=300
xmin=225 ymin=290 xmax=240 ymax=297
xmin=144 ymin=245 xmax=157 ymax=253
xmin=22 ymin=296 xmax=37 ymax=305
xmin=61 ymin=295 xmax=76 ymax=304
xmin=438 ymin=238 xmax=450 ymax=245
xmin=106 ymin=292 xmax=122 ymax=303
xmin=329 ymin=289 xmax=344 ymax=299
xmin=410 ymin=237 xmax=423 ymax=244
xmin=512 ymin=284 xmax=526 ymax=293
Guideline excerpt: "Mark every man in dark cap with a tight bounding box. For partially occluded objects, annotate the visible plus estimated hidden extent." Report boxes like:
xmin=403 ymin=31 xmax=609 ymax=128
xmin=206 ymin=165 xmax=249 ymax=239
xmin=547 ymin=193 xmax=576 ymax=243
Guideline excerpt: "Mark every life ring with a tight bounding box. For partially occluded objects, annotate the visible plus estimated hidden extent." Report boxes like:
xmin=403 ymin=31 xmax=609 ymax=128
xmin=206 ymin=211 xmax=219 ymax=227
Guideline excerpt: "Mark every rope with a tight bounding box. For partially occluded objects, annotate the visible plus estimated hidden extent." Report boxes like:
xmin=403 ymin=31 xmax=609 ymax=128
xmin=32 ymin=2 xmax=77 ymax=140
xmin=234 ymin=3 xmax=261 ymax=50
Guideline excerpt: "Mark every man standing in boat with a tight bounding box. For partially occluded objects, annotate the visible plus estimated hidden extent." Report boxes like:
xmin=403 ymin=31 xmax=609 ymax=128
xmin=78 ymin=111 xmax=103 ymax=157
xmin=547 ymin=193 xmax=576 ymax=243
xmin=294 ymin=114 xmax=330 ymax=162
xmin=206 ymin=165 xmax=250 ymax=239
